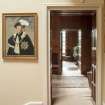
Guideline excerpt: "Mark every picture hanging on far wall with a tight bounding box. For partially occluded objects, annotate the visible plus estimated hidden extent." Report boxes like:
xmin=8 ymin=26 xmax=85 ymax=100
xmin=2 ymin=13 xmax=38 ymax=62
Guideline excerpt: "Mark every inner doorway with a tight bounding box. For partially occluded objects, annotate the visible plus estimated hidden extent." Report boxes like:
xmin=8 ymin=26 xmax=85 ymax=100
xmin=50 ymin=10 xmax=97 ymax=105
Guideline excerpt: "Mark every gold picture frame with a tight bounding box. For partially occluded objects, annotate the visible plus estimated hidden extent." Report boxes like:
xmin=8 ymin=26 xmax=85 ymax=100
xmin=2 ymin=13 xmax=38 ymax=62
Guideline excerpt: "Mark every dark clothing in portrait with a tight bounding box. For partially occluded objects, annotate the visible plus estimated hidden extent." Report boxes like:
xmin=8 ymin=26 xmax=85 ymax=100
xmin=7 ymin=32 xmax=34 ymax=55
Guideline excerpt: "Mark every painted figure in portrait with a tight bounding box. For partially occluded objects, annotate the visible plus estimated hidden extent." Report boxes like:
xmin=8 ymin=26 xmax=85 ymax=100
xmin=7 ymin=19 xmax=34 ymax=55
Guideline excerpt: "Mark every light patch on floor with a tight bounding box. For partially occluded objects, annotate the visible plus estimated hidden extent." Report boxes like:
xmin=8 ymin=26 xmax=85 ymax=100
xmin=62 ymin=61 xmax=82 ymax=76
xmin=52 ymin=88 xmax=93 ymax=105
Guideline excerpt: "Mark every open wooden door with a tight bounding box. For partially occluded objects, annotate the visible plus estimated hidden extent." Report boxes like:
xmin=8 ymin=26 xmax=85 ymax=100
xmin=59 ymin=31 xmax=63 ymax=75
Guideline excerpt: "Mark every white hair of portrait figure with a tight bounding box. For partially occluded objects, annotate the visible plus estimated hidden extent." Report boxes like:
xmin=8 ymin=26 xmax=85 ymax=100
xmin=19 ymin=19 xmax=29 ymax=26
xmin=2 ymin=13 xmax=38 ymax=62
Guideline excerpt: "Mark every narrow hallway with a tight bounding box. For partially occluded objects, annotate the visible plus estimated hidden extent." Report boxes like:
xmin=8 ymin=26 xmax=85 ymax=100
xmin=52 ymin=61 xmax=93 ymax=105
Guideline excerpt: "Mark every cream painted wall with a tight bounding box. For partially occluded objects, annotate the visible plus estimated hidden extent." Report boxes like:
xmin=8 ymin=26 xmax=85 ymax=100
xmin=0 ymin=0 xmax=48 ymax=105
xmin=0 ymin=0 xmax=104 ymax=105
xmin=46 ymin=0 xmax=104 ymax=4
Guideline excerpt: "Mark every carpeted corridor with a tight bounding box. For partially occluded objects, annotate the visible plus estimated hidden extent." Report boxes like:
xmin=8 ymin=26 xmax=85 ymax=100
xmin=52 ymin=61 xmax=93 ymax=105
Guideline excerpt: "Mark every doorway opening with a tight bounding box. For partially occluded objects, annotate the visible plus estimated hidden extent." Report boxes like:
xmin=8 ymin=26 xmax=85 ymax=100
xmin=50 ymin=10 xmax=97 ymax=105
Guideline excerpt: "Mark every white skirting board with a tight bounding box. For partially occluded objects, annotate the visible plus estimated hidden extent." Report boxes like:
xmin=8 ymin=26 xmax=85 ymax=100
xmin=24 ymin=101 xmax=43 ymax=105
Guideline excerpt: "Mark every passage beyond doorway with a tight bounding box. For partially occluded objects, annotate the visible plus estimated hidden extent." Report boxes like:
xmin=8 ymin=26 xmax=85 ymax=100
xmin=50 ymin=10 xmax=96 ymax=105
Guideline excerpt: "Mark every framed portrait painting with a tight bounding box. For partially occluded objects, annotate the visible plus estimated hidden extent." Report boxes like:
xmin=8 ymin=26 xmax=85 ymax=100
xmin=2 ymin=13 xmax=38 ymax=62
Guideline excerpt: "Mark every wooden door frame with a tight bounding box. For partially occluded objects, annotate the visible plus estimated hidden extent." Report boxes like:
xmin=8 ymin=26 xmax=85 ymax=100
xmin=47 ymin=4 xmax=103 ymax=105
